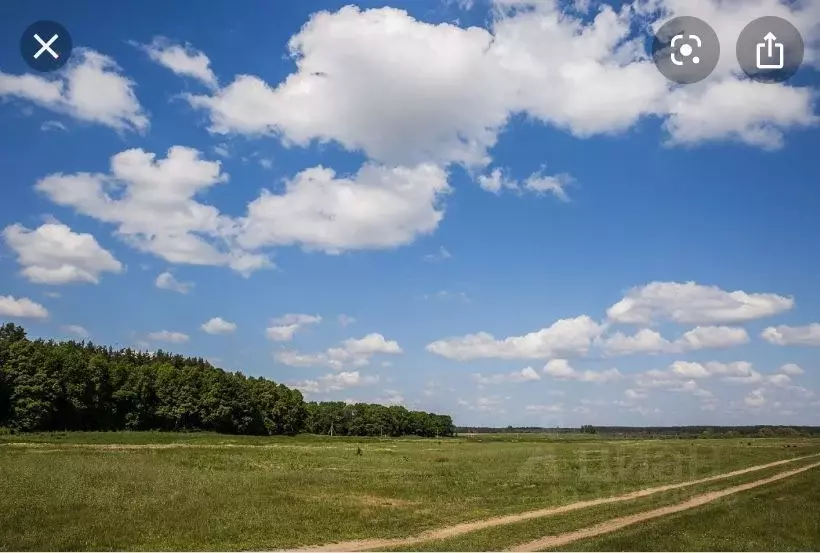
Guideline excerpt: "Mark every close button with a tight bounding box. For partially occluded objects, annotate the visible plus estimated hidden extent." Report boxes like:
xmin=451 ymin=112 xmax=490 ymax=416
xmin=20 ymin=20 xmax=73 ymax=72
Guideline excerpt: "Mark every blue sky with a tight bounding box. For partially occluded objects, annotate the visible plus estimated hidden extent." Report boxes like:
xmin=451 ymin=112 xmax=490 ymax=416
xmin=1 ymin=0 xmax=819 ymax=427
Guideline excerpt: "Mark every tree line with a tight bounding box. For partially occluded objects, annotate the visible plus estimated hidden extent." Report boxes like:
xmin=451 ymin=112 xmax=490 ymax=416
xmin=0 ymin=323 xmax=454 ymax=437
xmin=304 ymin=401 xmax=454 ymax=437
xmin=457 ymin=425 xmax=820 ymax=437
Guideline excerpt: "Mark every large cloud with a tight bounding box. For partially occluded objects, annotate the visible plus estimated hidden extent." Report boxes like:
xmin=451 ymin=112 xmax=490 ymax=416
xmin=34 ymin=147 xmax=451 ymax=269
xmin=607 ymin=281 xmax=794 ymax=325
xmin=663 ymin=80 xmax=818 ymax=150
xmin=185 ymin=6 xmax=513 ymax=168
xmin=491 ymin=0 xmax=668 ymax=137
xmin=646 ymin=0 xmax=820 ymax=149
xmin=3 ymin=222 xmax=122 ymax=285
xmin=25 ymin=1 xmax=817 ymax=280
xmin=237 ymin=164 xmax=450 ymax=253
xmin=426 ymin=315 xmax=605 ymax=360
xmin=34 ymin=146 xmax=270 ymax=275
xmin=185 ymin=0 xmax=817 ymax=169
xmin=0 ymin=49 xmax=148 ymax=132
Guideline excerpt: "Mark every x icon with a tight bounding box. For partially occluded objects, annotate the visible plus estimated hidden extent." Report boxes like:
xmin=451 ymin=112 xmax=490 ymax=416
xmin=33 ymin=33 xmax=59 ymax=59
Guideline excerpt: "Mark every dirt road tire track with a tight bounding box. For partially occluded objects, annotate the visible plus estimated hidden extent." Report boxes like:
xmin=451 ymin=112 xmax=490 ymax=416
xmin=293 ymin=453 xmax=820 ymax=552
xmin=507 ymin=460 xmax=820 ymax=551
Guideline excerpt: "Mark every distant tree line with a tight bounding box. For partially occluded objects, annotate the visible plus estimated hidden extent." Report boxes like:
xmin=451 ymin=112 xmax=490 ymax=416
xmin=0 ymin=323 xmax=454 ymax=437
xmin=461 ymin=426 xmax=578 ymax=434
xmin=591 ymin=425 xmax=820 ymax=437
xmin=304 ymin=401 xmax=454 ymax=437
xmin=457 ymin=425 xmax=820 ymax=437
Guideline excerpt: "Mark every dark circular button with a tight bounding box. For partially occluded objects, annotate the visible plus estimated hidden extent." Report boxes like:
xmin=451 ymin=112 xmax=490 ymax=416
xmin=20 ymin=20 xmax=73 ymax=72
xmin=652 ymin=16 xmax=721 ymax=85
xmin=736 ymin=16 xmax=804 ymax=84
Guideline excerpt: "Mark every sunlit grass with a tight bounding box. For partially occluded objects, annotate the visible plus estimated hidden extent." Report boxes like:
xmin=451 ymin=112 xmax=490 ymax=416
xmin=1 ymin=433 xmax=818 ymax=550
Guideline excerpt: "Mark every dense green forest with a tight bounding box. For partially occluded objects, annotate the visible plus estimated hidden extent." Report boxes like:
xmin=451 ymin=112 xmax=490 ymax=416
xmin=0 ymin=323 xmax=454 ymax=437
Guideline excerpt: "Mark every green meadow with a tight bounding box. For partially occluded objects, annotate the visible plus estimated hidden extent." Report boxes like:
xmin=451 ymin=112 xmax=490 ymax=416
xmin=1 ymin=432 xmax=819 ymax=551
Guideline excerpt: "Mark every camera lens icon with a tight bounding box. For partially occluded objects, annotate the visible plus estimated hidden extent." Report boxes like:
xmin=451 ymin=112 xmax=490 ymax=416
xmin=652 ymin=16 xmax=720 ymax=84
xmin=671 ymin=35 xmax=701 ymax=65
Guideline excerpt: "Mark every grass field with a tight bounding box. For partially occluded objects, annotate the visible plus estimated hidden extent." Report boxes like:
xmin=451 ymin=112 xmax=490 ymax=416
xmin=1 ymin=432 xmax=819 ymax=551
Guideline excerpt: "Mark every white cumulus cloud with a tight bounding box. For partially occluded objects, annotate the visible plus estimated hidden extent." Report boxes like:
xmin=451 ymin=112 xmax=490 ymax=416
xmin=542 ymin=359 xmax=622 ymax=383
xmin=155 ymin=272 xmax=193 ymax=294
xmin=426 ymin=315 xmax=605 ymax=360
xmin=265 ymin=314 xmax=322 ymax=342
xmin=761 ymin=324 xmax=820 ymax=346
xmin=294 ymin=371 xmax=380 ymax=394
xmin=276 ymin=332 xmax=402 ymax=370
xmin=185 ymin=5 xmax=513 ymax=168
xmin=35 ymin=146 xmax=272 ymax=275
xmin=767 ymin=373 xmax=792 ymax=387
xmin=634 ymin=374 xmax=714 ymax=398
xmin=138 ymin=37 xmax=218 ymax=88
xmin=779 ymin=363 xmax=804 ymax=376
xmin=474 ymin=366 xmax=542 ymax=385
xmin=653 ymin=360 xmax=759 ymax=383
xmin=0 ymin=49 xmax=148 ymax=132
xmin=607 ymin=281 xmax=793 ymax=325
xmin=201 ymin=317 xmax=237 ymax=335
xmin=599 ymin=325 xmax=749 ymax=356
xmin=675 ymin=326 xmax=750 ymax=350
xmin=0 ymin=296 xmax=49 ymax=319
xmin=663 ymin=79 xmax=818 ymax=151
xmin=184 ymin=0 xmax=818 ymax=173
xmin=3 ymin=222 xmax=123 ymax=285
xmin=598 ymin=328 xmax=672 ymax=355
xmin=237 ymin=163 xmax=450 ymax=253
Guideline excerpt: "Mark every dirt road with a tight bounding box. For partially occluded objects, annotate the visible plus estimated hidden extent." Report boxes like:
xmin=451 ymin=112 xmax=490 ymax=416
xmin=507 ymin=460 xmax=820 ymax=551
xmin=294 ymin=453 xmax=820 ymax=552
